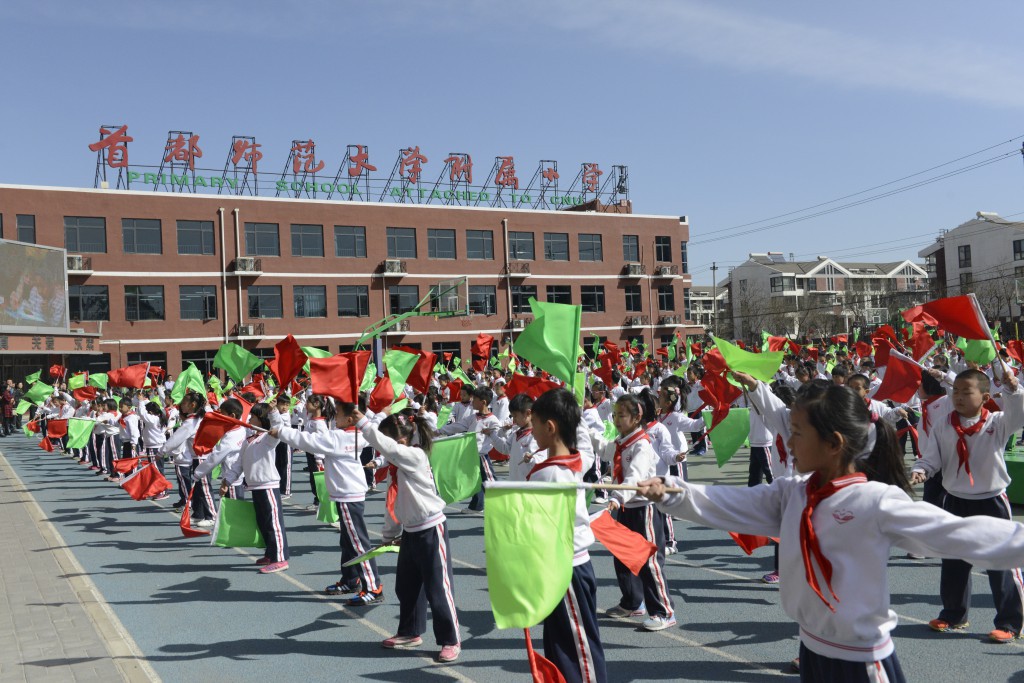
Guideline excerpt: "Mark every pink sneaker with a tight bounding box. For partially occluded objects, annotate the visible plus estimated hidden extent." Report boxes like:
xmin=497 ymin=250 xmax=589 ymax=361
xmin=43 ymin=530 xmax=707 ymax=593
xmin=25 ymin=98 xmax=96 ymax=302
xmin=259 ymin=561 xmax=289 ymax=574
xmin=255 ymin=557 xmax=272 ymax=566
xmin=438 ymin=644 xmax=461 ymax=663
xmin=382 ymin=635 xmax=423 ymax=649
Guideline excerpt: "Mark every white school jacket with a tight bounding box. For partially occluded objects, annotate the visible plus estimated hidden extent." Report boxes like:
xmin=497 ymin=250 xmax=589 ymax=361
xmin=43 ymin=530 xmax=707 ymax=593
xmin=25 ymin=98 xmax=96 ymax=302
xmin=194 ymin=426 xmax=246 ymax=485
xmin=492 ymin=426 xmax=545 ymax=482
xmin=527 ymin=453 xmax=594 ymax=566
xmin=161 ymin=414 xmax=201 ymax=466
xmin=746 ymin=381 xmax=793 ymax=477
xmin=358 ymin=417 xmax=446 ymax=541
xmin=590 ymin=427 xmax=656 ymax=509
xmin=140 ymin=412 xmax=167 ymax=450
xmin=117 ymin=412 xmax=141 ymax=447
xmin=438 ymin=401 xmax=475 ymax=436
xmin=223 ymin=431 xmax=282 ymax=491
xmin=912 ymin=384 xmax=1024 ymax=499
xmin=277 ymin=425 xmax=368 ymax=503
xmin=656 ymin=474 xmax=1024 ymax=662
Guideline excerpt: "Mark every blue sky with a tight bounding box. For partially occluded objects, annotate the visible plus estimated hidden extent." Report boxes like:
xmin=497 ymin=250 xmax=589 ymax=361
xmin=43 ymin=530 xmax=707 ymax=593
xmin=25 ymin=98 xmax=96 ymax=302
xmin=2 ymin=1 xmax=1024 ymax=285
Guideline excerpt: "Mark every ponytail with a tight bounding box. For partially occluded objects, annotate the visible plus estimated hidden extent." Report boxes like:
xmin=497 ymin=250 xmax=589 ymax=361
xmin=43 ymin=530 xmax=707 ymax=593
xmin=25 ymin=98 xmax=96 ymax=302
xmin=379 ymin=409 xmax=434 ymax=454
xmin=858 ymin=418 xmax=912 ymax=494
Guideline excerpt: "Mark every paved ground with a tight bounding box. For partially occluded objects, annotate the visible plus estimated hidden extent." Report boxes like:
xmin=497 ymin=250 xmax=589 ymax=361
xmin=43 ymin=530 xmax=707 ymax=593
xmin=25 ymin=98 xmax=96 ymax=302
xmin=1 ymin=436 xmax=1024 ymax=682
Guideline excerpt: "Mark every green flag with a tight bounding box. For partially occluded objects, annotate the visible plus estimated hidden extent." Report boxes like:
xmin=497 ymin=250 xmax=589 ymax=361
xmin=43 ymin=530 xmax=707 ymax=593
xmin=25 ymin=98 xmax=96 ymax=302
xmin=68 ymin=373 xmax=87 ymax=390
xmin=484 ymin=485 xmax=576 ymax=628
xmin=213 ymin=498 xmax=266 ymax=548
xmin=712 ymin=336 xmax=784 ymax=383
xmin=343 ymin=544 xmax=399 ymax=567
xmin=701 ymin=408 xmax=751 ymax=467
xmin=301 ymin=346 xmax=333 ymax=373
xmin=313 ymin=471 xmax=340 ymax=524
xmin=955 ymin=337 xmax=968 ymax=352
xmin=428 ymin=433 xmax=482 ymax=504
xmin=66 ymin=418 xmax=94 ymax=449
xmin=14 ymin=400 xmax=31 ymax=415
xmin=360 ymin=362 xmax=377 ymax=392
xmin=436 ymin=404 xmax=453 ymax=428
xmin=171 ymin=363 xmax=205 ymax=404
xmin=602 ymin=419 xmax=617 ymax=441
xmin=591 ymin=334 xmax=600 ymax=358
xmin=208 ymin=375 xmax=225 ymax=401
xmin=384 ymin=348 xmax=420 ymax=398
xmin=853 ymin=328 xmax=860 ymax=343
xmin=451 ymin=365 xmax=474 ymax=386
xmin=214 ymin=343 xmax=265 ymax=384
xmin=23 ymin=381 xmax=52 ymax=406
xmin=25 ymin=370 xmax=41 ymax=384
xmin=964 ymin=338 xmax=997 ymax=365
xmin=685 ymin=337 xmax=695 ymax=364
xmin=572 ymin=372 xmax=586 ymax=406
xmin=513 ymin=298 xmax=581 ymax=386
xmin=992 ymin=325 xmax=1001 ymax=342
xmin=391 ymin=397 xmax=409 ymax=412
xmin=667 ymin=344 xmax=676 ymax=362
xmin=761 ymin=330 xmax=771 ymax=353
xmin=88 ymin=372 xmax=108 ymax=389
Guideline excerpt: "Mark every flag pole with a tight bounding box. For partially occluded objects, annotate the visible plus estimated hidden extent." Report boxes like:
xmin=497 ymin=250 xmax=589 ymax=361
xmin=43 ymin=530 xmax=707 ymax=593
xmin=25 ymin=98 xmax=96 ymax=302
xmin=483 ymin=480 xmax=684 ymax=494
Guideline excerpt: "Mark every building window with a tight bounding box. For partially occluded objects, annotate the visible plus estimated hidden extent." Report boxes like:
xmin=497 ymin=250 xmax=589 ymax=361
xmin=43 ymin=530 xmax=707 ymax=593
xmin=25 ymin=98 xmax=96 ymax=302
xmin=294 ymin=285 xmax=327 ymax=318
xmin=958 ymin=245 xmax=972 ymax=268
xmin=181 ymin=350 xmax=219 ymax=377
xmin=428 ymin=229 xmax=457 ymax=259
xmin=959 ymin=272 xmax=973 ymax=290
xmin=805 ymin=277 xmax=817 ymax=291
xmin=683 ymin=288 xmax=691 ymax=320
xmin=1016 ymin=265 xmax=1024 ymax=278
xmin=770 ymin=276 xmax=796 ymax=293
xmin=179 ymin=285 xmax=217 ymax=320
xmin=623 ymin=235 xmax=640 ymax=262
xmin=16 ymin=215 xmax=35 ymax=244
xmin=177 ymin=220 xmax=215 ymax=255
xmin=543 ymin=233 xmax=569 ymax=261
xmin=432 ymin=341 xmax=462 ymax=360
xmin=655 ymin=236 xmax=671 ymax=262
xmin=125 ymin=285 xmax=164 ymax=321
xmin=466 ymin=230 xmax=494 ymax=260
xmin=624 ymin=285 xmax=642 ymax=312
xmin=578 ymin=234 xmax=603 ymax=262
xmin=64 ymin=216 xmax=107 ymax=253
xmin=580 ymin=285 xmax=605 ymax=313
xmin=1014 ymin=239 xmax=1024 ymax=262
xmin=244 ymin=222 xmax=280 ymax=256
xmin=127 ymin=351 xmax=167 ymax=371
xmin=291 ymin=224 xmax=324 ymax=257
xmin=680 ymin=240 xmax=688 ymax=272
xmin=657 ymin=285 xmax=675 ymax=311
xmin=511 ymin=285 xmax=537 ymax=313
xmin=122 ymin=218 xmax=162 ymax=254
xmin=509 ymin=231 xmax=535 ymax=260
xmin=546 ymin=285 xmax=572 ymax=304
xmin=248 ymin=285 xmax=283 ymax=318
xmin=335 ymin=226 xmax=366 ymax=258
xmin=337 ymin=285 xmax=369 ymax=317
xmin=68 ymin=285 xmax=109 ymax=321
xmin=387 ymin=227 xmax=417 ymax=258
xmin=469 ymin=285 xmax=497 ymax=315
xmin=389 ymin=285 xmax=419 ymax=314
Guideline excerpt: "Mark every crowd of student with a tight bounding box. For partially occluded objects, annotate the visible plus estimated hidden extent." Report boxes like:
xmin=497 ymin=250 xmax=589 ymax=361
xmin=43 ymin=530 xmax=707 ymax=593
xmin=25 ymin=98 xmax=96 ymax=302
xmin=24 ymin=336 xmax=1024 ymax=683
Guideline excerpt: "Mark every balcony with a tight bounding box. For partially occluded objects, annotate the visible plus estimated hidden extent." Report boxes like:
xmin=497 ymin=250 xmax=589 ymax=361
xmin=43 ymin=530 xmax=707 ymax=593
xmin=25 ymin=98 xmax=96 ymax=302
xmin=231 ymin=322 xmax=264 ymax=338
xmin=622 ymin=263 xmax=646 ymax=278
xmin=502 ymin=261 xmax=531 ymax=277
xmin=624 ymin=315 xmax=650 ymax=327
xmin=658 ymin=314 xmax=682 ymax=326
xmin=66 ymin=255 xmax=93 ymax=275
xmin=653 ymin=264 xmax=678 ymax=277
xmin=227 ymin=257 xmax=263 ymax=276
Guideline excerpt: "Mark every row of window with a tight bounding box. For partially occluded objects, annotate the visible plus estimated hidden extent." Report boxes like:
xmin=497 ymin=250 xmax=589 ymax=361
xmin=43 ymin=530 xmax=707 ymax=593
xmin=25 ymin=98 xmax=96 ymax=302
xmin=68 ymin=282 xmax=686 ymax=322
xmin=6 ymin=215 xmax=689 ymax=266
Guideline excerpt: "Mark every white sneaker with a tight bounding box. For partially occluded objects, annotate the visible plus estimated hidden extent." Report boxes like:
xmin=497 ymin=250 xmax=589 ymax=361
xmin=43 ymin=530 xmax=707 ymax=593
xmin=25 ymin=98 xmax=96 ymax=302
xmin=195 ymin=519 xmax=215 ymax=528
xmin=642 ymin=615 xmax=677 ymax=631
xmin=606 ymin=603 xmax=646 ymax=619
xmin=665 ymin=545 xmax=677 ymax=556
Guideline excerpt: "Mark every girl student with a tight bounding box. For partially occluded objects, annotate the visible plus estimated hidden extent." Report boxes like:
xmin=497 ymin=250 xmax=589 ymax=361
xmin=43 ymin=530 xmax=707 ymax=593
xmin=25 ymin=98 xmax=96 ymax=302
xmin=589 ymin=393 xmax=675 ymax=632
xmin=274 ymin=396 xmax=385 ymax=607
xmin=492 ymin=392 xmax=545 ymax=482
xmin=222 ymin=402 xmax=289 ymax=574
xmin=639 ymin=380 xmax=1024 ymax=683
xmin=92 ymin=398 xmax=120 ymax=477
xmin=140 ymin=400 xmax=170 ymax=500
xmin=194 ymin=398 xmax=248 ymax=501
xmin=161 ymin=392 xmax=211 ymax=524
xmin=652 ymin=377 xmax=706 ymax=555
xmin=349 ymin=407 xmax=461 ymax=663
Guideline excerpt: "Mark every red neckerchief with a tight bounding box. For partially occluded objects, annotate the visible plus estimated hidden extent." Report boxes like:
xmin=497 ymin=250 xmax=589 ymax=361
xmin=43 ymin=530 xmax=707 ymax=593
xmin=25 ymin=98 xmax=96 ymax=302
xmin=801 ymin=472 xmax=867 ymax=611
xmin=775 ymin=434 xmax=788 ymax=465
xmin=950 ymin=408 xmax=989 ymax=486
xmin=613 ymin=428 xmax=650 ymax=483
xmin=921 ymin=395 xmax=942 ymax=435
xmin=118 ymin=411 xmax=135 ymax=428
xmin=863 ymin=397 xmax=878 ymax=421
xmin=658 ymin=410 xmax=673 ymax=424
xmin=515 ymin=426 xmax=532 ymax=441
xmin=527 ymin=450 xmax=582 ymax=479
xmin=385 ymin=464 xmax=400 ymax=523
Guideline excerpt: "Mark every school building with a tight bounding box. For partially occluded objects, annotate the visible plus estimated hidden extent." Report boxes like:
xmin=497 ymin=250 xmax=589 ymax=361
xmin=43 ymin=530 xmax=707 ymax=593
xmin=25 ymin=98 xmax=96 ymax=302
xmin=0 ymin=184 xmax=697 ymax=379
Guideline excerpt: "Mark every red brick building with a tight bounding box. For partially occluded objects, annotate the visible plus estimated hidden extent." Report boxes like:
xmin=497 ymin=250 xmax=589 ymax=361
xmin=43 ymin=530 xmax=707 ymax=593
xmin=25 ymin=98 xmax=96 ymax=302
xmin=0 ymin=184 xmax=697 ymax=378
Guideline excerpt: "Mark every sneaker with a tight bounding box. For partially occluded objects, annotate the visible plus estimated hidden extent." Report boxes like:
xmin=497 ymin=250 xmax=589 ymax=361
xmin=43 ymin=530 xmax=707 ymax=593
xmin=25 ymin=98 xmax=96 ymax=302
xmin=172 ymin=502 xmax=186 ymax=510
xmin=906 ymin=552 xmax=926 ymax=560
xmin=153 ymin=492 xmax=169 ymax=501
xmin=761 ymin=572 xmax=780 ymax=584
xmin=437 ymin=644 xmax=461 ymax=663
xmin=88 ymin=466 xmax=100 ymax=471
xmin=989 ymin=628 xmax=1019 ymax=643
xmin=606 ymin=603 xmax=646 ymax=619
xmin=281 ymin=494 xmax=292 ymax=500
xmin=325 ymin=582 xmax=359 ymax=596
xmin=665 ymin=545 xmax=677 ymax=556
xmin=255 ymin=557 xmax=272 ymax=566
xmin=382 ymin=635 xmax=423 ymax=650
xmin=195 ymin=519 xmax=215 ymax=528
xmin=790 ymin=657 xmax=800 ymax=673
xmin=346 ymin=589 xmax=384 ymax=606
xmin=642 ymin=615 xmax=677 ymax=631
xmin=928 ymin=618 xmax=969 ymax=632
xmin=259 ymin=561 xmax=289 ymax=574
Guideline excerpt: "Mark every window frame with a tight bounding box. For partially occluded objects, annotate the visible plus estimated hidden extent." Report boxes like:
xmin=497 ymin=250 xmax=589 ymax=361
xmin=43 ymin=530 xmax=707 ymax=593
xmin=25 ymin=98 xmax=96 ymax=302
xmin=293 ymin=284 xmax=328 ymax=318
xmin=427 ymin=229 xmax=457 ymax=259
xmin=248 ymin=285 xmax=283 ymax=319
xmin=466 ymin=230 xmax=494 ymax=260
xmin=176 ymin=220 xmax=215 ymax=256
xmin=16 ymin=214 xmax=35 ymax=244
xmin=334 ymin=226 xmax=367 ymax=258
xmin=580 ymin=285 xmax=606 ymax=312
xmin=290 ymin=224 xmax=325 ymax=258
xmin=578 ymin=234 xmax=603 ymax=262
xmin=468 ymin=285 xmax=497 ymax=315
xmin=124 ymin=285 xmax=165 ymax=321
xmin=624 ymin=285 xmax=642 ymax=312
xmin=337 ymin=285 xmax=369 ymax=317
xmin=543 ymin=232 xmax=570 ymax=261
xmin=654 ymin=236 xmax=672 ymax=262
xmin=387 ymin=227 xmax=417 ymax=259
xmin=244 ymin=222 xmax=280 ymax=257
xmin=657 ymin=284 xmax=675 ymax=311
xmin=546 ymin=285 xmax=572 ymax=304
xmin=64 ymin=216 xmax=107 ymax=254
xmin=122 ymin=218 xmax=163 ymax=255
xmin=622 ymin=234 xmax=640 ymax=262
xmin=389 ymin=285 xmax=419 ymax=314
xmin=511 ymin=285 xmax=537 ymax=313
xmin=508 ymin=231 xmax=535 ymax=260
xmin=68 ymin=284 xmax=109 ymax=321
xmin=179 ymin=284 xmax=217 ymax=321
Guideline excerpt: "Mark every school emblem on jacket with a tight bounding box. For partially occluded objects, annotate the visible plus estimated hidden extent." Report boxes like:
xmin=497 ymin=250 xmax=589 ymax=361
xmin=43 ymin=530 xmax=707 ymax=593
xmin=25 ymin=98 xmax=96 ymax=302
xmin=832 ymin=509 xmax=855 ymax=524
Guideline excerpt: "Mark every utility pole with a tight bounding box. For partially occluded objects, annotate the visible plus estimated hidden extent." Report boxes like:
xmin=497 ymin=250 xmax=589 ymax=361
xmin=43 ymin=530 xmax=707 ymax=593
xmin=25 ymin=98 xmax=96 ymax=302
xmin=710 ymin=261 xmax=719 ymax=337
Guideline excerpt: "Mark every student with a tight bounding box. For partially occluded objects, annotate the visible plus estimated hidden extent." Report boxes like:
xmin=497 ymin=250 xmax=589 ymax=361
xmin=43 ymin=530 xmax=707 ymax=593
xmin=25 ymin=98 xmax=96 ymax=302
xmin=465 ymin=386 xmax=501 ymax=512
xmin=351 ymin=408 xmax=461 ymax=663
xmin=684 ymin=365 xmax=707 ymax=455
xmin=492 ymin=393 xmax=544 ymax=482
xmin=194 ymin=398 xmax=247 ymax=501
xmin=161 ymin=392 xmax=210 ymax=523
xmin=275 ymin=399 xmax=385 ymax=606
xmin=140 ymin=401 xmax=170 ymax=500
xmin=438 ymin=384 xmax=476 ymax=436
xmin=591 ymin=382 xmax=613 ymax=424
xmin=528 ymin=388 xmax=606 ymax=683
xmin=223 ymin=403 xmax=288 ymax=573
xmin=92 ymin=398 xmax=120 ymax=477
xmin=911 ymin=368 xmax=1024 ymax=642
xmin=639 ymin=381 xmax=1024 ymax=681
xmin=300 ymin=394 xmax=332 ymax=509
xmin=590 ymin=394 xmax=675 ymax=631
xmin=274 ymin=394 xmax=294 ymax=500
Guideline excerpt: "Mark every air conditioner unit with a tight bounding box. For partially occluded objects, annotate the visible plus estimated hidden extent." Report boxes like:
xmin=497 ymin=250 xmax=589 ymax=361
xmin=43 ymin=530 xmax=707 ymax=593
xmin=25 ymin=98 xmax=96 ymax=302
xmin=660 ymin=315 xmax=681 ymax=325
xmin=384 ymin=259 xmax=406 ymax=274
xmin=656 ymin=265 xmax=675 ymax=276
xmin=629 ymin=316 xmax=644 ymax=326
xmin=67 ymin=255 xmax=84 ymax=271
xmin=394 ymin=319 xmax=410 ymax=332
xmin=511 ymin=319 xmax=526 ymax=330
xmin=236 ymin=324 xmax=255 ymax=336
xmin=626 ymin=263 xmax=644 ymax=277
xmin=234 ymin=257 xmax=256 ymax=272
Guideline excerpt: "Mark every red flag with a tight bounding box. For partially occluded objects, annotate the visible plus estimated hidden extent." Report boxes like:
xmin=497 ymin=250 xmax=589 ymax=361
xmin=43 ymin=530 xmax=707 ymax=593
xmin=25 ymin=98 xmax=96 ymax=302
xmin=120 ymin=462 xmax=173 ymax=501
xmin=690 ymin=342 xmax=703 ymax=358
xmin=855 ymin=341 xmax=873 ymax=358
xmin=309 ymin=351 xmax=371 ymax=404
xmin=872 ymin=336 xmax=894 ymax=367
xmin=231 ymin=393 xmax=254 ymax=422
xmin=471 ymin=334 xmax=495 ymax=373
xmin=766 ymin=336 xmax=788 ymax=352
xmin=601 ymin=342 xmax=622 ymax=367
xmin=907 ymin=324 xmax=935 ymax=361
xmin=38 ymin=436 xmax=54 ymax=452
xmin=805 ymin=347 xmax=819 ymax=362
xmin=785 ymin=339 xmax=802 ymax=355
xmin=505 ymin=374 xmax=560 ymax=401
xmin=875 ymin=325 xmax=898 ymax=344
xmin=147 ymin=365 xmax=165 ymax=379
xmin=180 ymin=485 xmax=211 ymax=537
xmin=701 ymin=348 xmax=727 ymax=376
xmin=630 ymin=360 xmax=649 ymax=381
xmin=443 ymin=352 xmax=453 ymax=362
xmin=590 ymin=510 xmax=658 ymax=575
xmin=238 ymin=381 xmax=266 ymax=400
xmin=872 ymin=350 xmax=923 ymax=404
xmin=266 ymin=334 xmax=307 ymax=388
xmin=73 ymin=386 xmax=98 ymax=403
xmin=1007 ymin=340 xmax=1024 ymax=366
xmin=698 ymin=371 xmax=742 ymax=430
xmin=112 ymin=457 xmax=141 ymax=474
xmin=729 ymin=532 xmax=778 ymax=555
xmin=45 ymin=419 xmax=68 ymax=438
xmin=593 ymin=355 xmax=615 ymax=388
xmin=902 ymin=294 xmax=990 ymax=340
xmin=524 ymin=628 xmax=567 ymax=683
xmin=24 ymin=420 xmax=40 ymax=434
xmin=655 ymin=347 xmax=668 ymax=357
xmin=393 ymin=346 xmax=437 ymax=395
xmin=193 ymin=411 xmax=250 ymax=457
xmin=367 ymin=374 xmax=395 ymax=413
xmin=107 ymin=363 xmax=150 ymax=388
xmin=49 ymin=364 xmax=66 ymax=379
